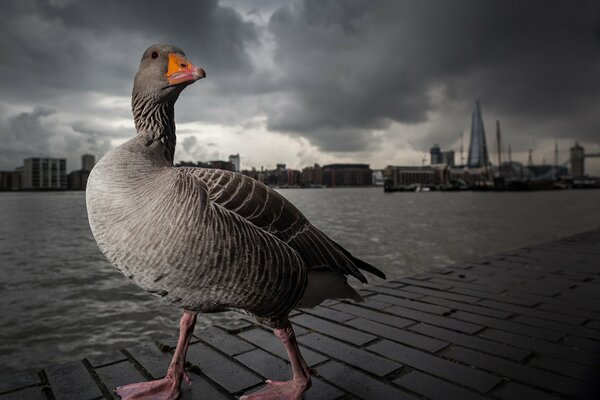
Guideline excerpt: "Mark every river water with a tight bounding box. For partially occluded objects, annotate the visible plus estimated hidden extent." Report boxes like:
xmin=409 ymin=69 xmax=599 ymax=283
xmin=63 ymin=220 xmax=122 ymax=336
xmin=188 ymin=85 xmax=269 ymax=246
xmin=1 ymin=188 xmax=599 ymax=374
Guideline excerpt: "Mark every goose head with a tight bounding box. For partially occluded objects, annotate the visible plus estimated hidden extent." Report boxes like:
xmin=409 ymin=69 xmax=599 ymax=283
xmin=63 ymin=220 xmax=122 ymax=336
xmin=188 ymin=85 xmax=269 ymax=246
xmin=132 ymin=44 xmax=206 ymax=104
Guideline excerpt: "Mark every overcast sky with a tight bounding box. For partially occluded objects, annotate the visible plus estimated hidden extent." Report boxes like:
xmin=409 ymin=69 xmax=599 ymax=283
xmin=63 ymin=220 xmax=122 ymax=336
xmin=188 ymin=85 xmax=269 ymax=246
xmin=1 ymin=0 xmax=599 ymax=173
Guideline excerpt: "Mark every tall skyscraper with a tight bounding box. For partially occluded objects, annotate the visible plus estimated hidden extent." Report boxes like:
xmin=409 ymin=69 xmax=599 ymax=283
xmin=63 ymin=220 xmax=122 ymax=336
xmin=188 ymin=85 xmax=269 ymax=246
xmin=82 ymin=154 xmax=95 ymax=172
xmin=467 ymin=100 xmax=490 ymax=168
xmin=430 ymin=144 xmax=442 ymax=164
xmin=570 ymin=142 xmax=584 ymax=178
xmin=228 ymin=154 xmax=240 ymax=172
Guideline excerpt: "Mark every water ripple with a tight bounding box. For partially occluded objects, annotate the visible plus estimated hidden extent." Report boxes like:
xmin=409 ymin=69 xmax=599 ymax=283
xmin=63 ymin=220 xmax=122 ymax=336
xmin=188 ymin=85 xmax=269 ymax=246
xmin=0 ymin=189 xmax=599 ymax=373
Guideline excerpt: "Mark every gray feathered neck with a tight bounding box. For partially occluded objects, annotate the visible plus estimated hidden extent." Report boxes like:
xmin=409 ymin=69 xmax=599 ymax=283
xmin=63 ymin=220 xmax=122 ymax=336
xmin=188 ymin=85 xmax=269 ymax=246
xmin=132 ymin=90 xmax=177 ymax=164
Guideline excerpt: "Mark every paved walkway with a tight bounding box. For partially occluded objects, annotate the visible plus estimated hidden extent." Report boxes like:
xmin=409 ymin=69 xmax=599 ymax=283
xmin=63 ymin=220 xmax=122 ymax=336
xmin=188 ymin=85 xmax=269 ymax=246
xmin=2 ymin=229 xmax=599 ymax=399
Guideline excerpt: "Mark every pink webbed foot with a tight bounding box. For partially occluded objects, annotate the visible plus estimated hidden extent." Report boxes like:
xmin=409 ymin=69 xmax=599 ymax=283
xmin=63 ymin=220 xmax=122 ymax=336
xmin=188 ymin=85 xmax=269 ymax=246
xmin=115 ymin=371 xmax=191 ymax=400
xmin=240 ymin=378 xmax=311 ymax=400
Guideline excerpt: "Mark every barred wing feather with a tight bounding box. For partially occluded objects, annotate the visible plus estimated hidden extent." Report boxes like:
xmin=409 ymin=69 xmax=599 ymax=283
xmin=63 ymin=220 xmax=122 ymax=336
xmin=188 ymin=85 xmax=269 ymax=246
xmin=185 ymin=168 xmax=385 ymax=283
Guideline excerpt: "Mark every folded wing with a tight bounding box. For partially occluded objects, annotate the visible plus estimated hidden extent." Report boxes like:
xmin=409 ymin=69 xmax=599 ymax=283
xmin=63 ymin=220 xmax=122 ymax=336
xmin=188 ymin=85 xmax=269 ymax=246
xmin=185 ymin=168 xmax=385 ymax=283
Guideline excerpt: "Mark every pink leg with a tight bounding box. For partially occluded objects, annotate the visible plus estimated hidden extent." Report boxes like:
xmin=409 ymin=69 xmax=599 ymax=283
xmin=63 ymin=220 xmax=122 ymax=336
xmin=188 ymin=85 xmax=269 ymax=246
xmin=241 ymin=321 xmax=313 ymax=400
xmin=115 ymin=311 xmax=197 ymax=400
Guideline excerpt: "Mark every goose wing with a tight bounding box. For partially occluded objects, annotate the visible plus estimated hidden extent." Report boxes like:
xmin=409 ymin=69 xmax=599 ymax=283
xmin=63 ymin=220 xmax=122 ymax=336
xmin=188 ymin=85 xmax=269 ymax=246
xmin=184 ymin=168 xmax=385 ymax=283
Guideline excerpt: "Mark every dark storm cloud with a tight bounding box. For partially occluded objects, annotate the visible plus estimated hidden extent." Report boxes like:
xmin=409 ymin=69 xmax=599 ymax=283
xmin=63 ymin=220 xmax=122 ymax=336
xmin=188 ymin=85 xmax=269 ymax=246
xmin=0 ymin=0 xmax=257 ymax=101
xmin=266 ymin=0 xmax=600 ymax=151
xmin=0 ymin=0 xmax=259 ymax=170
xmin=0 ymin=0 xmax=599 ymax=168
xmin=0 ymin=106 xmax=112 ymax=170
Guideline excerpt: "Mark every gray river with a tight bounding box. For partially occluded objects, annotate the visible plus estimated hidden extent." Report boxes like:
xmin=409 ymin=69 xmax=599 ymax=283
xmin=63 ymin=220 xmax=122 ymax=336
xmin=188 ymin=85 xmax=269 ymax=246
xmin=1 ymin=188 xmax=599 ymax=373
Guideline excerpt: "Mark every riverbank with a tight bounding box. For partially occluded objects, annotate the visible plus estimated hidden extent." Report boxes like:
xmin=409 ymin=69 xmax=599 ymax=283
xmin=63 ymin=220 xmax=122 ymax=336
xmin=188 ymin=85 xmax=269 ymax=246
xmin=1 ymin=229 xmax=599 ymax=399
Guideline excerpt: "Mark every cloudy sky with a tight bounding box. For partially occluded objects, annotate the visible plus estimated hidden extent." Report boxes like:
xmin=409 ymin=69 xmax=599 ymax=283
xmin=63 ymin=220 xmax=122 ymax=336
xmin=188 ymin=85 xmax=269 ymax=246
xmin=1 ymin=0 xmax=599 ymax=174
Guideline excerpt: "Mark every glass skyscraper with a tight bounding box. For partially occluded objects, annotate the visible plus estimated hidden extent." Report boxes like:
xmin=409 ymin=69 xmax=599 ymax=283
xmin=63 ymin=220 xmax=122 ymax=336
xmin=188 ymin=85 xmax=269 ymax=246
xmin=467 ymin=100 xmax=490 ymax=168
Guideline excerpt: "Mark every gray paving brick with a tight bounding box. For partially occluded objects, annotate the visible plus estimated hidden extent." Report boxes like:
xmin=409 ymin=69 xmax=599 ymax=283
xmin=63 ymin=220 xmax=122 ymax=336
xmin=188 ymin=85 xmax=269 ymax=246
xmin=444 ymin=346 xmax=598 ymax=399
xmin=235 ymin=349 xmax=342 ymax=400
xmin=514 ymin=290 xmax=600 ymax=312
xmin=477 ymin=299 xmax=586 ymax=325
xmin=0 ymin=370 xmax=41 ymax=393
xmin=430 ymin=272 xmax=479 ymax=283
xmin=398 ymin=279 xmax=453 ymax=290
xmin=368 ymin=340 xmax=500 ymax=393
xmin=125 ymin=342 xmax=170 ymax=380
xmin=530 ymin=355 xmax=599 ymax=383
xmin=401 ymin=285 xmax=481 ymax=303
xmin=346 ymin=318 xmax=448 ymax=353
xmin=492 ymin=382 xmax=563 ymax=400
xmin=237 ymin=328 xmax=328 ymax=366
xmin=562 ymin=335 xmax=600 ymax=353
xmin=367 ymin=286 xmax=425 ymax=299
xmin=291 ymin=314 xmax=376 ymax=345
xmin=197 ymin=326 xmax=255 ymax=356
xmin=395 ymin=371 xmax=488 ymax=400
xmin=420 ymin=295 xmax=513 ymax=319
xmin=235 ymin=348 xmax=293 ymax=381
xmin=0 ymin=386 xmax=47 ymax=400
xmin=359 ymin=297 xmax=396 ymax=310
xmin=369 ymin=294 xmax=452 ymax=315
xmin=86 ymin=351 xmax=128 ymax=368
xmin=303 ymin=378 xmax=344 ymax=400
xmin=386 ymin=306 xmax=484 ymax=334
xmin=46 ymin=360 xmax=103 ymax=400
xmin=511 ymin=315 xmax=600 ymax=340
xmin=409 ymin=324 xmax=531 ymax=361
xmin=317 ymin=361 xmax=417 ymax=400
xmin=95 ymin=360 xmax=147 ymax=400
xmin=480 ymin=328 xmax=600 ymax=368
xmin=448 ymin=286 xmax=539 ymax=307
xmin=213 ymin=318 xmax=255 ymax=333
xmin=186 ymin=341 xmax=262 ymax=394
xmin=300 ymin=306 xmax=355 ymax=322
xmin=330 ymin=302 xmax=414 ymax=328
xmin=585 ymin=319 xmax=600 ymax=330
xmin=300 ymin=332 xmax=401 ymax=376
xmin=178 ymin=370 xmax=230 ymax=400
xmin=451 ymin=311 xmax=564 ymax=341
xmin=429 ymin=277 xmax=506 ymax=293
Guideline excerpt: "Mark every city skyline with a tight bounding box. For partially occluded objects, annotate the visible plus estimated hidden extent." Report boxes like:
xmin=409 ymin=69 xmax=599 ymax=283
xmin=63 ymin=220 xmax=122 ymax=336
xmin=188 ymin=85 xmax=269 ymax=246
xmin=0 ymin=1 xmax=599 ymax=174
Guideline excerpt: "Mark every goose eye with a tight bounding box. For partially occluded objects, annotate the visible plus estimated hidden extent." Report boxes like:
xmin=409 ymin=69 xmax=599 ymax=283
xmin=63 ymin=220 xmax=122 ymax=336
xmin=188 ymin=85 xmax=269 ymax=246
xmin=151 ymin=51 xmax=159 ymax=59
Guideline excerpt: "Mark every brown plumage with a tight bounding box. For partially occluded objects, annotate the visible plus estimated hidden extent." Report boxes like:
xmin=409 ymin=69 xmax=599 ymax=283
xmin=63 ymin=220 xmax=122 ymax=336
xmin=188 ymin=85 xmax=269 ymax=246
xmin=86 ymin=44 xmax=385 ymax=400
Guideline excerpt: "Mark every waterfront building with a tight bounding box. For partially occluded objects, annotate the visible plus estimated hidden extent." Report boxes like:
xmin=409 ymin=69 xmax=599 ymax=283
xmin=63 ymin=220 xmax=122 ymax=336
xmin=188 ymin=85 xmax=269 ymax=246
xmin=448 ymin=166 xmax=490 ymax=185
xmin=176 ymin=160 xmax=235 ymax=171
xmin=467 ymin=100 xmax=490 ymax=168
xmin=527 ymin=165 xmax=568 ymax=179
xmin=442 ymin=151 xmax=455 ymax=167
xmin=430 ymin=144 xmax=442 ymax=164
xmin=430 ymin=145 xmax=455 ymax=167
xmin=208 ymin=160 xmax=235 ymax=171
xmin=68 ymin=154 xmax=97 ymax=190
xmin=570 ymin=142 xmax=584 ymax=178
xmin=372 ymin=170 xmax=385 ymax=186
xmin=22 ymin=157 xmax=66 ymax=189
xmin=228 ymin=154 xmax=240 ymax=172
xmin=241 ymin=168 xmax=260 ymax=181
xmin=388 ymin=166 xmax=435 ymax=187
xmin=0 ymin=171 xmax=14 ymax=190
xmin=82 ymin=154 xmax=95 ymax=172
xmin=322 ymin=164 xmax=372 ymax=187
xmin=301 ymin=164 xmax=323 ymax=186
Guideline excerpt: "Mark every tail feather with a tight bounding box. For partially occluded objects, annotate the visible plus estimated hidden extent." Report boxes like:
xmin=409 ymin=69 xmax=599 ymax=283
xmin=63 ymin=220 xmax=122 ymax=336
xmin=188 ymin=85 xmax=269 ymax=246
xmin=332 ymin=240 xmax=387 ymax=280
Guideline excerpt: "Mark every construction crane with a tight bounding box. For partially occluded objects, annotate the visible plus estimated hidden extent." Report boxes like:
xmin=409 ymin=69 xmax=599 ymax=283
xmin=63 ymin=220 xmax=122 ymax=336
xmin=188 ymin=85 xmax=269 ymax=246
xmin=496 ymin=120 xmax=503 ymax=167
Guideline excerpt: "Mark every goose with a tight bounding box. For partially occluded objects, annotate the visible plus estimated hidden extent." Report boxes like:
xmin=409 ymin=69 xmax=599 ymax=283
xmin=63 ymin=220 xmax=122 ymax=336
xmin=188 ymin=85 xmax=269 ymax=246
xmin=86 ymin=44 xmax=385 ymax=400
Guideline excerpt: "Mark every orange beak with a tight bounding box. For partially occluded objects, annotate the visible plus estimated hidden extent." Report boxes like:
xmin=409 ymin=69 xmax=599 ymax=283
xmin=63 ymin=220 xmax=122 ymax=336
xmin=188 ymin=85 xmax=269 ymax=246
xmin=166 ymin=53 xmax=206 ymax=85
